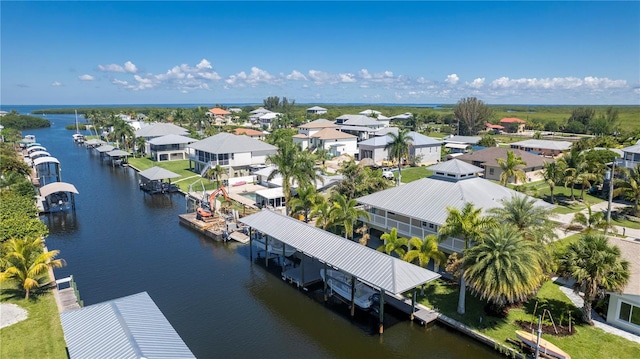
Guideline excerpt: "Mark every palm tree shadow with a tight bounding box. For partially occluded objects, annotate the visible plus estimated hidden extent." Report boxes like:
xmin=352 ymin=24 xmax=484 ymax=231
xmin=523 ymin=297 xmax=582 ymax=325
xmin=0 ymin=282 xmax=56 ymax=302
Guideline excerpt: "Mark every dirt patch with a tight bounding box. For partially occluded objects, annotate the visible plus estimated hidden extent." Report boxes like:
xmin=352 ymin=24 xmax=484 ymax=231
xmin=0 ymin=303 xmax=28 ymax=329
xmin=515 ymin=320 xmax=575 ymax=337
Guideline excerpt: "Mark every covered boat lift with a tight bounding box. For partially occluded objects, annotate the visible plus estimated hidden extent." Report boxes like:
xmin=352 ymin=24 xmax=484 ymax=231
xmin=240 ymin=209 xmax=440 ymax=334
xmin=137 ymin=166 xmax=181 ymax=194
xmin=84 ymin=138 xmax=106 ymax=148
xmin=33 ymin=156 xmax=61 ymax=186
xmin=94 ymin=144 xmax=115 ymax=160
xmin=38 ymin=182 xmax=79 ymax=213
xmin=26 ymin=145 xmax=47 ymax=155
xmin=105 ymin=149 xmax=131 ymax=167
xmin=28 ymin=150 xmax=51 ymax=160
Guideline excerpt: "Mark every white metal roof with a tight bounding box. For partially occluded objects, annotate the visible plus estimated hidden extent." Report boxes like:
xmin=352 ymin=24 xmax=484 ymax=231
xmin=26 ymin=145 xmax=47 ymax=153
xmin=255 ymin=187 xmax=284 ymax=199
xmin=135 ymin=123 xmax=189 ymax=138
xmin=443 ymin=136 xmax=481 ymax=145
xmin=188 ymin=132 xmax=277 ymax=154
xmin=509 ymin=139 xmax=572 ymax=151
xmin=428 ymin=159 xmax=484 ymax=175
xmin=39 ymin=182 xmax=79 ymax=198
xmin=85 ymin=138 xmax=106 ymax=146
xmin=241 ymin=210 xmax=440 ymax=294
xmin=106 ymin=149 xmax=131 ymax=157
xmin=445 ymin=143 xmax=471 ymax=149
xmin=137 ymin=166 xmax=181 ymax=181
xmin=357 ymin=176 xmax=554 ymax=225
xmin=33 ymin=156 xmax=60 ymax=166
xmin=148 ymin=134 xmax=197 ymax=146
xmin=358 ymin=131 xmax=441 ymax=147
xmin=95 ymin=145 xmax=116 ymax=153
xmin=28 ymin=150 xmax=51 ymax=158
xmin=60 ymin=292 xmax=195 ymax=359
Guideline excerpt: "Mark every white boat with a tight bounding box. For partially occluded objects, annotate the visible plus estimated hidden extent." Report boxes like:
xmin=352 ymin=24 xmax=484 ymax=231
xmin=320 ymin=268 xmax=378 ymax=310
xmin=252 ymin=236 xmax=297 ymax=257
xmin=72 ymin=110 xmax=85 ymax=144
xmin=515 ymin=330 xmax=571 ymax=359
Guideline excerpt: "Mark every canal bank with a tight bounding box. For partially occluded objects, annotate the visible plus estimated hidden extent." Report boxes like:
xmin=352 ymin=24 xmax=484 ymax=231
xmin=26 ymin=109 xmax=501 ymax=358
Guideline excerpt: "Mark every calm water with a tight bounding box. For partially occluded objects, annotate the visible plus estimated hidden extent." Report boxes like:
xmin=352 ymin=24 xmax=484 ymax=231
xmin=23 ymin=109 xmax=500 ymax=359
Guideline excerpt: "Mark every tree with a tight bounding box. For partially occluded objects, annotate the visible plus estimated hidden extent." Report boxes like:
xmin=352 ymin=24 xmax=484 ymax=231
xmin=568 ymin=107 xmax=596 ymax=127
xmin=613 ymin=164 xmax=640 ymax=215
xmin=134 ymin=136 xmax=146 ymax=157
xmin=477 ymin=134 xmax=497 ymax=148
xmin=205 ymin=164 xmax=227 ymax=188
xmin=309 ymin=197 xmax=332 ymax=230
xmin=377 ymin=227 xmax=408 ymax=257
xmin=497 ymin=151 xmax=527 ymax=186
xmin=0 ymin=237 xmax=65 ymax=299
xmin=384 ymin=129 xmax=413 ymax=185
xmin=288 ymin=185 xmax=319 ymax=222
xmin=560 ymin=148 xmax=587 ymax=201
xmin=453 ymin=97 xmax=493 ymax=136
xmin=404 ymin=234 xmax=446 ymax=268
xmin=557 ymin=234 xmax=629 ymax=324
xmin=439 ymin=203 xmax=497 ymax=314
xmin=328 ymin=192 xmax=370 ymax=239
xmin=541 ymin=161 xmax=565 ymax=204
xmin=334 ymin=159 xmax=391 ymax=199
xmin=488 ymin=195 xmax=557 ymax=244
xmin=463 ymin=225 xmax=546 ymax=311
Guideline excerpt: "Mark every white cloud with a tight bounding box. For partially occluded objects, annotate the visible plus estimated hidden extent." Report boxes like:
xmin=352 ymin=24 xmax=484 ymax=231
xmin=79 ymin=74 xmax=94 ymax=81
xmin=112 ymin=79 xmax=129 ymax=86
xmin=51 ymin=81 xmax=61 ymax=86
xmin=468 ymin=77 xmax=485 ymax=88
xmin=339 ymin=73 xmax=356 ymax=83
xmin=196 ymin=59 xmax=212 ymax=70
xmin=123 ymin=61 xmax=138 ymax=73
xmin=308 ymin=70 xmax=334 ymax=85
xmin=98 ymin=61 xmax=138 ymax=73
xmin=359 ymin=69 xmax=372 ymax=79
xmin=489 ymin=76 xmax=627 ymax=90
xmin=286 ymin=70 xmax=307 ymax=81
xmin=445 ymin=73 xmax=459 ymax=85
xmin=246 ymin=67 xmax=275 ymax=85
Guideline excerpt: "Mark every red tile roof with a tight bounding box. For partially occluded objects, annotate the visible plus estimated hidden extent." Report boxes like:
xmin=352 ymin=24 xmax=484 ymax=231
xmin=485 ymin=122 xmax=505 ymax=129
xmin=234 ymin=128 xmax=263 ymax=136
xmin=209 ymin=107 xmax=231 ymax=115
xmin=500 ymin=117 xmax=526 ymax=124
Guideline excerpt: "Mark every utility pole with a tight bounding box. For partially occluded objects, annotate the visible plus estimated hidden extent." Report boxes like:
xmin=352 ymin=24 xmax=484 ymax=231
xmin=606 ymin=159 xmax=616 ymax=235
xmin=534 ymin=315 xmax=542 ymax=359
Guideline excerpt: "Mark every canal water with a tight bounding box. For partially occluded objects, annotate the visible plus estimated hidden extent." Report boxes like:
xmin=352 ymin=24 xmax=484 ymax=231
xmin=20 ymin=109 xmax=500 ymax=358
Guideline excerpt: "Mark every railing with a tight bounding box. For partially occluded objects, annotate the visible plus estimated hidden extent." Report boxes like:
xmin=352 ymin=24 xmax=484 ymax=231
xmin=55 ymin=275 xmax=84 ymax=307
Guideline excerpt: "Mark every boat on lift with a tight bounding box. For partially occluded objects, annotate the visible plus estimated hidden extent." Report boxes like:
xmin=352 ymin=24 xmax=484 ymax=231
xmin=320 ymin=268 xmax=378 ymax=309
xmin=72 ymin=110 xmax=85 ymax=144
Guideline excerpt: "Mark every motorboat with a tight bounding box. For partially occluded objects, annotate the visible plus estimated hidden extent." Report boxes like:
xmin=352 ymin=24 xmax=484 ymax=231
xmin=515 ymin=330 xmax=571 ymax=359
xmin=320 ymin=268 xmax=378 ymax=310
xmin=252 ymin=235 xmax=296 ymax=257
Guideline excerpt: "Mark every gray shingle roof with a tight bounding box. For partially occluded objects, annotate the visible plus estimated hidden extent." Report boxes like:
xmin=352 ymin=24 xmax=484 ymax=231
xmin=60 ymin=292 xmax=195 ymax=359
xmin=510 ymin=139 xmax=572 ymax=151
xmin=622 ymin=140 xmax=640 ymax=155
xmin=358 ymin=131 xmax=441 ymax=148
xmin=137 ymin=166 xmax=181 ymax=181
xmin=456 ymin=147 xmax=550 ymax=168
xmin=240 ymin=210 xmax=440 ymax=294
xmin=135 ymin=123 xmax=189 ymax=138
xmin=357 ymin=176 xmax=553 ymax=225
xmin=337 ymin=114 xmax=381 ymax=126
xmin=148 ymin=134 xmax=197 ymax=146
xmin=188 ymin=132 xmax=277 ymax=154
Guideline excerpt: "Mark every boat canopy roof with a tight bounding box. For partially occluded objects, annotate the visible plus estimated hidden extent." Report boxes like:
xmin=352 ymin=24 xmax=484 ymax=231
xmin=28 ymin=150 xmax=51 ymax=158
xmin=138 ymin=166 xmax=181 ymax=181
xmin=106 ymin=149 xmax=131 ymax=157
xmin=33 ymin=156 xmax=60 ymax=166
xmin=26 ymin=142 xmax=42 ymax=147
xmin=95 ymin=145 xmax=115 ymax=153
xmin=27 ymin=145 xmax=47 ymax=153
xmin=240 ymin=210 xmax=440 ymax=294
xmin=39 ymin=182 xmax=79 ymax=198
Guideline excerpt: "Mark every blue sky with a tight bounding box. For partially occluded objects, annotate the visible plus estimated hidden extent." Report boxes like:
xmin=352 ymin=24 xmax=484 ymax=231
xmin=2 ymin=1 xmax=639 ymax=105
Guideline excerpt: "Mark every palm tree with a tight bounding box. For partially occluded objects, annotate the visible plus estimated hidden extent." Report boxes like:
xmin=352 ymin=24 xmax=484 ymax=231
xmin=0 ymin=237 xmax=65 ymax=299
xmin=309 ymin=197 xmax=332 ymax=230
xmin=439 ymin=203 xmax=497 ymax=315
xmin=205 ymin=164 xmax=227 ymax=188
xmin=497 ymin=150 xmax=527 ymax=186
xmin=110 ymin=118 xmax=135 ymax=151
xmin=463 ymin=225 xmax=546 ymax=310
xmin=267 ymin=141 xmax=300 ymax=214
xmin=569 ymin=202 xmax=616 ymax=234
xmin=576 ymin=171 xmax=598 ymax=201
xmin=488 ymin=195 xmax=557 ymax=244
xmin=134 ymin=136 xmax=146 ymax=158
xmin=328 ymin=192 xmax=370 ymax=239
xmin=541 ymin=161 xmax=565 ymax=203
xmin=384 ymin=129 xmax=413 ymax=185
xmin=288 ymin=185 xmax=319 ymax=222
xmin=557 ymin=234 xmax=630 ymax=324
xmin=560 ymin=148 xmax=587 ymax=201
xmin=377 ymin=228 xmax=408 ymax=257
xmin=614 ymin=164 xmax=640 ymax=215
xmin=403 ymin=234 xmax=446 ymax=268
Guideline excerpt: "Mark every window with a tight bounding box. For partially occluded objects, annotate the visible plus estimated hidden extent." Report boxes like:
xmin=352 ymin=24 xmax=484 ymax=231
xmin=489 ymin=168 xmax=494 ymax=175
xmin=619 ymin=301 xmax=640 ymax=327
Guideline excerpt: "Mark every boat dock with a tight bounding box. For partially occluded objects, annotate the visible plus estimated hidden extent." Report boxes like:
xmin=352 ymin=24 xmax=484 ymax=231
xmin=281 ymin=255 xmax=324 ymax=289
xmin=54 ymin=276 xmax=83 ymax=313
xmin=178 ymin=212 xmax=250 ymax=243
xmin=383 ymin=293 xmax=439 ymax=325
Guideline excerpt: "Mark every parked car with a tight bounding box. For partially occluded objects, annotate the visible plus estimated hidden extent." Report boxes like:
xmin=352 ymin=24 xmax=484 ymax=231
xmin=382 ymin=168 xmax=394 ymax=180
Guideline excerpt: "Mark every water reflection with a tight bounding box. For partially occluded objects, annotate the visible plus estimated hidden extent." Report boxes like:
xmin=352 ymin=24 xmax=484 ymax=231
xmin=41 ymin=210 xmax=79 ymax=235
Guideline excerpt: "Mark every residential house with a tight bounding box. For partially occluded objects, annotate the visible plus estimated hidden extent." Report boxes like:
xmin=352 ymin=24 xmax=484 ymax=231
xmin=510 ymin=139 xmax=572 ymax=157
xmin=390 ymin=112 xmax=413 ymax=121
xmin=135 ymin=123 xmax=190 ymax=155
xmin=249 ymin=107 xmax=272 ymax=124
xmin=208 ymin=107 xmax=232 ymax=125
xmin=306 ymin=106 xmax=328 ymax=115
xmin=359 ymin=109 xmax=381 ymax=117
xmin=254 ymin=165 xmax=342 ymax=193
xmin=606 ymin=237 xmax=640 ymax=336
xmin=358 ymin=131 xmax=442 ymax=165
xmin=456 ymin=147 xmax=551 ymax=183
xmin=443 ymin=135 xmax=481 ymax=153
xmin=621 ymin=140 xmax=640 ymax=169
xmin=309 ymin=128 xmax=358 ymax=157
xmin=485 ymin=122 xmax=505 ymax=134
xmin=234 ymin=128 xmax=266 ymax=140
xmin=258 ymin=112 xmax=281 ymax=130
xmin=356 ymin=159 xmax=553 ymax=254
xmin=148 ymin=134 xmax=197 ymax=162
xmin=293 ymin=119 xmax=339 ymax=151
xmin=500 ymin=117 xmax=526 ymax=133
xmin=188 ymin=132 xmax=278 ymax=181
xmin=336 ymin=114 xmax=386 ymax=141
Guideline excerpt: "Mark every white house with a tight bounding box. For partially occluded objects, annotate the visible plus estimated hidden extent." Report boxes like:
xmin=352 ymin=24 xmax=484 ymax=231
xmin=606 ymin=237 xmax=640 ymax=335
xmin=293 ymin=119 xmax=339 ymax=151
xmin=358 ymin=131 xmax=443 ymax=165
xmin=306 ymin=106 xmax=328 ymax=115
xmin=258 ymin=112 xmax=281 ymax=130
xmin=148 ymin=134 xmax=197 ymax=162
xmin=443 ymin=135 xmax=482 ymax=154
xmin=309 ymin=128 xmax=358 ymax=157
xmin=356 ymin=159 xmax=553 ymax=254
xmin=135 ymin=123 xmax=190 ymax=155
xmin=336 ymin=114 xmax=386 ymax=141
xmin=188 ymin=132 xmax=278 ymax=179
xmin=509 ymin=139 xmax=572 ymax=157
xmin=621 ymin=140 xmax=640 ymax=169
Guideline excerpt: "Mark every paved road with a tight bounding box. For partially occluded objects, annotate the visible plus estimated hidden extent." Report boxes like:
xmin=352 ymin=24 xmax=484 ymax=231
xmin=553 ymin=201 xmax=640 ymax=240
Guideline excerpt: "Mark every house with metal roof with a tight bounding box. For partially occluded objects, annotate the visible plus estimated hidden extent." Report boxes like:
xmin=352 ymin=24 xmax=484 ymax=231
xmin=306 ymin=106 xmax=328 ymax=115
xmin=621 ymin=140 xmax=640 ymax=169
xmin=148 ymin=134 xmax=198 ymax=162
xmin=356 ymin=159 xmax=553 ymax=254
xmin=135 ymin=123 xmax=189 ymax=140
xmin=509 ymin=139 xmax=572 ymax=157
xmin=456 ymin=147 xmax=552 ymax=183
xmin=336 ymin=114 xmax=386 ymax=141
xmin=358 ymin=131 xmax=443 ymax=165
xmin=606 ymin=237 xmax=640 ymax=336
xmin=60 ymin=291 xmax=195 ymax=359
xmin=188 ymin=132 xmax=278 ymax=178
xmin=442 ymin=135 xmax=481 ymax=153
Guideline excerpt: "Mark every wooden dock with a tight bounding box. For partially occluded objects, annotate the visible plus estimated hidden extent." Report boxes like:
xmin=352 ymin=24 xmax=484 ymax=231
xmin=179 ymin=212 xmax=226 ymax=240
xmin=55 ymin=276 xmax=82 ymax=313
xmin=383 ymin=293 xmax=439 ymax=325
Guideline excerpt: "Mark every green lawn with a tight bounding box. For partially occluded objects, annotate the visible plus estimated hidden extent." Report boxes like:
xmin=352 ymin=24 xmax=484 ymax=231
xmin=612 ymin=216 xmax=640 ymax=230
xmin=127 ymin=158 xmax=219 ymax=192
xmin=0 ymin=291 xmax=67 ymax=358
xmin=417 ymin=280 xmax=640 ymax=359
xmin=399 ymin=166 xmax=433 ymax=183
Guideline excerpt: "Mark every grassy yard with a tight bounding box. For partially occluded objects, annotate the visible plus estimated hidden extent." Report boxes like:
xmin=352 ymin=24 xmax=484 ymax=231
xmin=399 ymin=166 xmax=433 ymax=183
xmin=0 ymin=291 xmax=67 ymax=358
xmin=127 ymin=158 xmax=219 ymax=192
xmin=417 ymin=280 xmax=640 ymax=359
